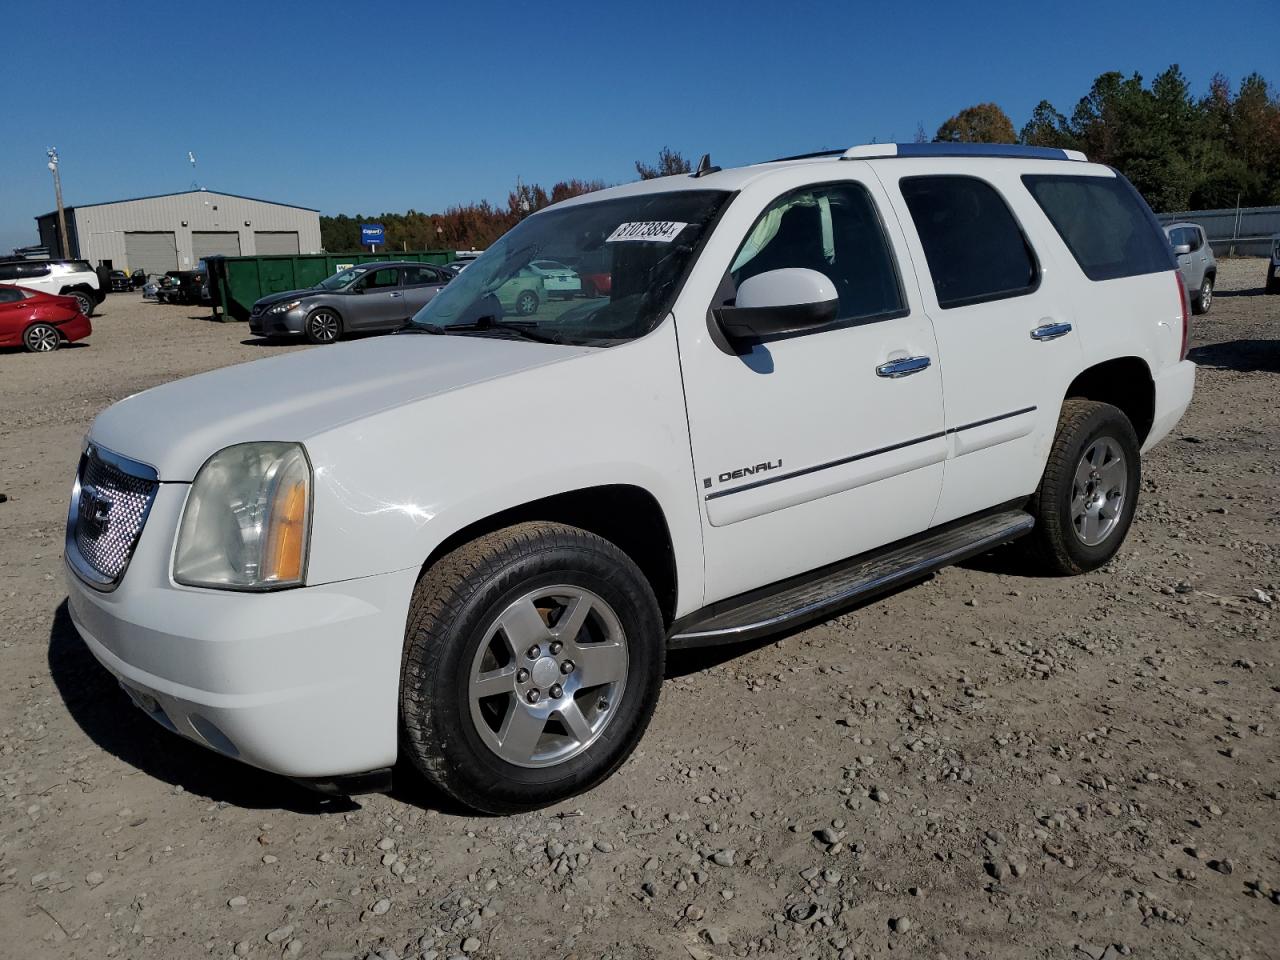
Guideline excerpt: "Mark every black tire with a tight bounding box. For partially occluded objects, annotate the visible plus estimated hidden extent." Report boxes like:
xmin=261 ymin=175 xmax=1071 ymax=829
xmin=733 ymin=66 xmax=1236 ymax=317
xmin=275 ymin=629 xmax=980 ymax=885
xmin=23 ymin=323 xmax=61 ymax=353
xmin=514 ymin=289 xmax=539 ymax=316
xmin=304 ymin=308 xmax=342 ymax=345
xmin=1192 ymin=276 xmax=1213 ymax=315
xmin=1266 ymin=273 xmax=1280 ymax=294
xmin=400 ymin=521 xmax=664 ymax=814
xmin=1024 ymin=399 xmax=1141 ymax=575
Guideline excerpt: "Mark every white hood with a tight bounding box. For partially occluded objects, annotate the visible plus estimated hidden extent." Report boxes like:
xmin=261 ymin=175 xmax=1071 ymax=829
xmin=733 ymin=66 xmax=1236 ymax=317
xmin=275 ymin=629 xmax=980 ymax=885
xmin=89 ymin=334 xmax=592 ymax=481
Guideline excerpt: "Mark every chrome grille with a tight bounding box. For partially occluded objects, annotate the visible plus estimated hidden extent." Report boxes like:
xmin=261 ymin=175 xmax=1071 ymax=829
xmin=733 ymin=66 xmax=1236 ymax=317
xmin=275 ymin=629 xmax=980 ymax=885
xmin=66 ymin=445 xmax=158 ymax=590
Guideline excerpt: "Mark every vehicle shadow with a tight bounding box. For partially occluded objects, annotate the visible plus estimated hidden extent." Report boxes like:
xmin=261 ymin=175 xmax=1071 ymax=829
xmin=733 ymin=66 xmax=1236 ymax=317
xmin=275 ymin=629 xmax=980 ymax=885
xmin=1187 ymin=339 xmax=1280 ymax=373
xmin=1213 ymin=287 xmax=1268 ymax=298
xmin=48 ymin=600 xmax=355 ymax=814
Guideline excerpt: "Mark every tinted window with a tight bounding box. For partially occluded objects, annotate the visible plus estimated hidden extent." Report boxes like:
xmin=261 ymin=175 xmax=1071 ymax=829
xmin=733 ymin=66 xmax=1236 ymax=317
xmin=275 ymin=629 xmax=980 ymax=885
xmin=0 ymin=287 xmax=26 ymax=303
xmin=1022 ymin=174 xmax=1174 ymax=282
xmin=0 ymin=261 xmax=51 ymax=280
xmin=900 ymin=176 xmax=1038 ymax=309
xmin=730 ymin=182 xmax=905 ymax=324
xmin=362 ymin=268 xmax=399 ymax=289
xmin=402 ymin=265 xmax=441 ymax=285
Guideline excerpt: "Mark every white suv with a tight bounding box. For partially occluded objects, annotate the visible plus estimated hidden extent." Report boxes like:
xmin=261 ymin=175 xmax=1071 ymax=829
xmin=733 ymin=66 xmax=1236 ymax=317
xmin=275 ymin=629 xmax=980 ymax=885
xmin=64 ymin=143 xmax=1195 ymax=812
xmin=0 ymin=258 xmax=102 ymax=316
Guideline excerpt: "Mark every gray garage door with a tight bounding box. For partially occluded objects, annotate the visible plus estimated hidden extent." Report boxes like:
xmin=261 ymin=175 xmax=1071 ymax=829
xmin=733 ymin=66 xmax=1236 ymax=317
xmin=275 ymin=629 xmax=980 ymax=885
xmin=254 ymin=231 xmax=300 ymax=255
xmin=192 ymin=231 xmax=242 ymax=260
xmin=124 ymin=231 xmax=178 ymax=276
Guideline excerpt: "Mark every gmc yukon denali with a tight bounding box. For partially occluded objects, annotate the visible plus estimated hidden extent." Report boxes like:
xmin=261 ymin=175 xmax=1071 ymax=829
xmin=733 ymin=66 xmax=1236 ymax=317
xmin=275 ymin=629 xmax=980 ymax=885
xmin=64 ymin=143 xmax=1196 ymax=813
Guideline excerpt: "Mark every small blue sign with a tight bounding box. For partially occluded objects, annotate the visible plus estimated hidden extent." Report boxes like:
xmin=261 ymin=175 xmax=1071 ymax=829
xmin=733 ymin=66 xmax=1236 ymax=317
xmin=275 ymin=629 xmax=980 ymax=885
xmin=360 ymin=223 xmax=385 ymax=246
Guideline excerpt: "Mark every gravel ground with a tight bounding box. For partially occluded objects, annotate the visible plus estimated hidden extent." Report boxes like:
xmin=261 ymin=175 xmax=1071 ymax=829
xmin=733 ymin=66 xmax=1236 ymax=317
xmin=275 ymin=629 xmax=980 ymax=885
xmin=1 ymin=260 xmax=1277 ymax=960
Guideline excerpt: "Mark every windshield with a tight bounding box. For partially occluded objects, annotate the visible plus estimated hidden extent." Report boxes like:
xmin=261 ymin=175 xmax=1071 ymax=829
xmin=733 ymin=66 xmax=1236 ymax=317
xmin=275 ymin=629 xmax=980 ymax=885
xmin=318 ymin=267 xmax=367 ymax=290
xmin=406 ymin=190 xmax=730 ymax=345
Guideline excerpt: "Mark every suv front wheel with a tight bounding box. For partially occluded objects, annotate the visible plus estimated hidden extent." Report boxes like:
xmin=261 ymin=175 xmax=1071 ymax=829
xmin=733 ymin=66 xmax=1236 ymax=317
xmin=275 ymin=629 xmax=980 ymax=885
xmin=400 ymin=521 xmax=664 ymax=813
xmin=1025 ymin=399 xmax=1141 ymax=575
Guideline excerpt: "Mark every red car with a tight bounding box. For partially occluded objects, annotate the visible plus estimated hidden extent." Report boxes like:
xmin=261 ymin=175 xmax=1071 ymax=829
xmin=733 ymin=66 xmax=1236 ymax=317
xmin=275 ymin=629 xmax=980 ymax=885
xmin=0 ymin=284 xmax=92 ymax=352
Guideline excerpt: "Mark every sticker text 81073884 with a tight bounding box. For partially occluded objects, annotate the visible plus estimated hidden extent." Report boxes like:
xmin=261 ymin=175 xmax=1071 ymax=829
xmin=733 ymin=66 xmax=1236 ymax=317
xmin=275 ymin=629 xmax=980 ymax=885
xmin=606 ymin=221 xmax=689 ymax=244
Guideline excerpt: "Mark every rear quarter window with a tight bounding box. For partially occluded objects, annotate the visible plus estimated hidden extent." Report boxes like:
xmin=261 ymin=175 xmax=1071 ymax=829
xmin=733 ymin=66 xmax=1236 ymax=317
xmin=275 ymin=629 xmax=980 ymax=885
xmin=1022 ymin=173 xmax=1174 ymax=281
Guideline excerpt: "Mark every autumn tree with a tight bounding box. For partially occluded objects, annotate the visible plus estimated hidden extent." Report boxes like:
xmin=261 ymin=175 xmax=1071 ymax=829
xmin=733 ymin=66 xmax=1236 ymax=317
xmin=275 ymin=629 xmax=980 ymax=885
xmin=934 ymin=103 xmax=1017 ymax=143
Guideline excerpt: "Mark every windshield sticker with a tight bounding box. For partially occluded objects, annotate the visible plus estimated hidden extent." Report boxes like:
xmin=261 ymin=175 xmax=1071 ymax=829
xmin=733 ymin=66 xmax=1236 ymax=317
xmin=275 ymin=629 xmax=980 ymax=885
xmin=606 ymin=221 xmax=689 ymax=244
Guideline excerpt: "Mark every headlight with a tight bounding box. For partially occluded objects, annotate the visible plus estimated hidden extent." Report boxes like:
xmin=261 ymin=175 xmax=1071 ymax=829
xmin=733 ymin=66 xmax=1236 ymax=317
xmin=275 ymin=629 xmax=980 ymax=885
xmin=268 ymin=300 xmax=302 ymax=314
xmin=174 ymin=442 xmax=312 ymax=590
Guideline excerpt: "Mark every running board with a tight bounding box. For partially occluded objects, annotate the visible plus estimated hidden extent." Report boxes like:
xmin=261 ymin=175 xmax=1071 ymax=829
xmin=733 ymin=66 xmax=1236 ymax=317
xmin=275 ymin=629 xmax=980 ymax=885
xmin=669 ymin=509 xmax=1034 ymax=648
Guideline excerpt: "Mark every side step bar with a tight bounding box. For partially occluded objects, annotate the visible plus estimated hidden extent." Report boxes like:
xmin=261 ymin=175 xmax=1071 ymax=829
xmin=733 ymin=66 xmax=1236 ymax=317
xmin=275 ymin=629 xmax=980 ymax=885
xmin=669 ymin=509 xmax=1034 ymax=649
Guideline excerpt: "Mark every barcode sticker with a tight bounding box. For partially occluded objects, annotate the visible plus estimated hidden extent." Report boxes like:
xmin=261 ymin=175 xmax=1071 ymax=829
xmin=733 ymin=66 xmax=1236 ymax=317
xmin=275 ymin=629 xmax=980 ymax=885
xmin=606 ymin=221 xmax=689 ymax=243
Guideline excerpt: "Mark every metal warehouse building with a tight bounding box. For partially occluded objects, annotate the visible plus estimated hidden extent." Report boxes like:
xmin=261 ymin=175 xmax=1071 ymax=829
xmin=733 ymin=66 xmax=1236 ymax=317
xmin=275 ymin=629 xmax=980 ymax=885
xmin=35 ymin=189 xmax=322 ymax=276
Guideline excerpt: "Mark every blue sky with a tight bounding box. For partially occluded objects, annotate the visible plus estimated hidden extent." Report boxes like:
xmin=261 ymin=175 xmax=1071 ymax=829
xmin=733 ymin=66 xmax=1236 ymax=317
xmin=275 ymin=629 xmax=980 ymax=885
xmin=1 ymin=0 xmax=1276 ymax=253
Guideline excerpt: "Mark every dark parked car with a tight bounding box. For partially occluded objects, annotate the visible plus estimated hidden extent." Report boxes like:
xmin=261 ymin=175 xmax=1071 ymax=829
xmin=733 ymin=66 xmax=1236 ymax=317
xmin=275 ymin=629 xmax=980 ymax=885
xmin=0 ymin=283 xmax=92 ymax=352
xmin=156 ymin=264 xmax=210 ymax=305
xmin=108 ymin=270 xmax=132 ymax=292
xmin=249 ymin=261 xmax=452 ymax=344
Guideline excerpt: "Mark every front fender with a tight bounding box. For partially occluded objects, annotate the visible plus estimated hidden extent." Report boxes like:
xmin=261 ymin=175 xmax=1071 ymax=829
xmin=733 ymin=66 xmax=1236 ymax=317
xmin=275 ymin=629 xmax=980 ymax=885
xmin=302 ymin=323 xmax=706 ymax=617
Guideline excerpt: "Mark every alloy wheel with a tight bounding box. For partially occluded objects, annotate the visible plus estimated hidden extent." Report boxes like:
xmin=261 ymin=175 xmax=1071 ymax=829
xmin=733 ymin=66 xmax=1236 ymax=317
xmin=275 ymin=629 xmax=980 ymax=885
xmin=467 ymin=585 xmax=628 ymax=768
xmin=309 ymin=311 xmax=339 ymax=343
xmin=1071 ymin=437 xmax=1127 ymax=546
xmin=24 ymin=324 xmax=59 ymax=352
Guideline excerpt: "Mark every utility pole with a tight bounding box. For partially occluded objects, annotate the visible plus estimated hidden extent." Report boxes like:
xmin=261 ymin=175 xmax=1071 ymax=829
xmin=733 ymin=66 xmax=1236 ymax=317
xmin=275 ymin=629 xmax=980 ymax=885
xmin=47 ymin=147 xmax=69 ymax=259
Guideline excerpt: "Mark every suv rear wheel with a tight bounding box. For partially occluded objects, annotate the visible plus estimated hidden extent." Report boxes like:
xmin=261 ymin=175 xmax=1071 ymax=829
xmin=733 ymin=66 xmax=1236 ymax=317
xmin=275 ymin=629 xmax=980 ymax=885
xmin=69 ymin=291 xmax=94 ymax=317
xmin=1024 ymin=399 xmax=1141 ymax=575
xmin=400 ymin=521 xmax=664 ymax=813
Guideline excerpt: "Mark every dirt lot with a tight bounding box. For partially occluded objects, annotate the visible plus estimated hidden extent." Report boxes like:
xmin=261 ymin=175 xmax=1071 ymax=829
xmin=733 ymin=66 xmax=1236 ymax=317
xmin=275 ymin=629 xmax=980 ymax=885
xmin=1 ymin=260 xmax=1277 ymax=960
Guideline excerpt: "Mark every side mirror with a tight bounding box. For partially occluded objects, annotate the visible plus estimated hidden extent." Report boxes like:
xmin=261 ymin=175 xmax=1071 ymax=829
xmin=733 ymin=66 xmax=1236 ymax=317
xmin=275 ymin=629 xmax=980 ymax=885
xmin=1172 ymin=242 xmax=1191 ymax=256
xmin=714 ymin=268 xmax=839 ymax=341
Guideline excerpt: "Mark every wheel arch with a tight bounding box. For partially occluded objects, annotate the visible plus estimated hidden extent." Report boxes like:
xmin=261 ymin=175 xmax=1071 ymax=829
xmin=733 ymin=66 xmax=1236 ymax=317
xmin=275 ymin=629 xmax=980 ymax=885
xmin=417 ymin=484 xmax=679 ymax=627
xmin=1062 ymin=356 xmax=1155 ymax=445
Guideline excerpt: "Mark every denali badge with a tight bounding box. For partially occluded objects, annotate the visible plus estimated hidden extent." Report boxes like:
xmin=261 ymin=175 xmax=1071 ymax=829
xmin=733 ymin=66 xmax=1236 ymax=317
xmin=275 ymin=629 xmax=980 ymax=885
xmin=702 ymin=459 xmax=783 ymax=489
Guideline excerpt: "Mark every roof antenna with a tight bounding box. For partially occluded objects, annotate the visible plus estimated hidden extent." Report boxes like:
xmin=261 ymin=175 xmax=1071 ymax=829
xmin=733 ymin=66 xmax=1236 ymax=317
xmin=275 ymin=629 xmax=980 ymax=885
xmin=188 ymin=151 xmax=203 ymax=191
xmin=691 ymin=153 xmax=720 ymax=178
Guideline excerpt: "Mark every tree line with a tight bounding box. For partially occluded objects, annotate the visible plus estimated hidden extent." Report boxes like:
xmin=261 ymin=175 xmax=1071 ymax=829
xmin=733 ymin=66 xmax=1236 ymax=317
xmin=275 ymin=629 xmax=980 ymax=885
xmin=320 ymin=66 xmax=1279 ymax=251
xmin=934 ymin=66 xmax=1279 ymax=212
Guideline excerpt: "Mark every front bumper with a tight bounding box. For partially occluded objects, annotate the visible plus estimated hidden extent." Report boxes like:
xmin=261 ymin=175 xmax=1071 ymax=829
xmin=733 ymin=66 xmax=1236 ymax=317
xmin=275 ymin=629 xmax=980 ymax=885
xmin=248 ymin=308 xmax=306 ymax=336
xmin=64 ymin=484 xmax=418 ymax=779
xmin=1143 ymin=359 xmax=1196 ymax=452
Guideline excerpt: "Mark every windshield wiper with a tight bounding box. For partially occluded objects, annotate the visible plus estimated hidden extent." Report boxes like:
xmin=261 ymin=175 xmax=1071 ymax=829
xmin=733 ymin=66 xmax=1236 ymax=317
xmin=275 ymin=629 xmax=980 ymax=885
xmin=397 ymin=321 xmax=446 ymax=334
xmin=441 ymin=317 xmax=563 ymax=344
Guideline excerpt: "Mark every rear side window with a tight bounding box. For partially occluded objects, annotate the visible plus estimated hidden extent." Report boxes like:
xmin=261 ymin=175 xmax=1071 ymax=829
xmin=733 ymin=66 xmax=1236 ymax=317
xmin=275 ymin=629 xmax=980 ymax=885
xmin=1022 ymin=174 xmax=1174 ymax=281
xmin=0 ymin=287 xmax=27 ymax=303
xmin=900 ymin=176 xmax=1038 ymax=309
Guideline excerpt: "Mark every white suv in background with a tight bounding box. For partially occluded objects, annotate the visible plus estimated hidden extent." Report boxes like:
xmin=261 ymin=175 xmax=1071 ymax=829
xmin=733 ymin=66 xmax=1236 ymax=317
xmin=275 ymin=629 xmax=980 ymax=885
xmin=64 ymin=143 xmax=1195 ymax=813
xmin=0 ymin=258 xmax=103 ymax=316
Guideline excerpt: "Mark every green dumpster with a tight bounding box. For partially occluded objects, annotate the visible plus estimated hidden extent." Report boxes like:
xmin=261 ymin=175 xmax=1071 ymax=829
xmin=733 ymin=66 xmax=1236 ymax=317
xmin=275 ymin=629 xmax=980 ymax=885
xmin=206 ymin=251 xmax=455 ymax=322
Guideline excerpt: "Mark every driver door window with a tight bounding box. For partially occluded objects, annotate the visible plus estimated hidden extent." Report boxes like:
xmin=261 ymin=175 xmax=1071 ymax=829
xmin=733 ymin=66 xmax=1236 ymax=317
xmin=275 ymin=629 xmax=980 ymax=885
xmin=360 ymin=268 xmax=400 ymax=290
xmin=728 ymin=183 xmax=907 ymax=329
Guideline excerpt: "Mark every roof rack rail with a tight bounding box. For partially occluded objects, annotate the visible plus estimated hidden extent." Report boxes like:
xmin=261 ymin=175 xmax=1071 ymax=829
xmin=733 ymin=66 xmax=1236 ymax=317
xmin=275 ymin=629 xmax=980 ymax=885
xmin=840 ymin=142 xmax=1087 ymax=162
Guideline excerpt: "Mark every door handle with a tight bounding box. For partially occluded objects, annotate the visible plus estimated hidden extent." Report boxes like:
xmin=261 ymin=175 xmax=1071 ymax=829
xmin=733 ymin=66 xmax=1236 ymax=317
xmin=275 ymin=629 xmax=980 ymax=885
xmin=389 ymin=291 xmax=403 ymax=298
xmin=876 ymin=355 xmax=931 ymax=378
xmin=1030 ymin=321 xmax=1072 ymax=341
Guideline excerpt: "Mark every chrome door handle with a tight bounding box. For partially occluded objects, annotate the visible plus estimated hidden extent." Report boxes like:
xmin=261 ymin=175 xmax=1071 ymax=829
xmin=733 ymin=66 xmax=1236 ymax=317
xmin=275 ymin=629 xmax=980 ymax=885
xmin=389 ymin=291 xmax=403 ymax=298
xmin=1030 ymin=321 xmax=1072 ymax=341
xmin=876 ymin=355 xmax=931 ymax=378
